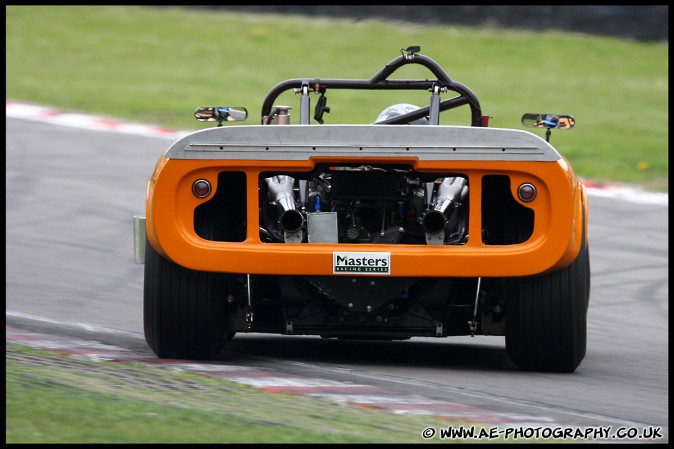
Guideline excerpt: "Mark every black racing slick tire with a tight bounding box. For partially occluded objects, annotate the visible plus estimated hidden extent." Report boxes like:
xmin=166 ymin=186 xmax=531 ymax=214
xmin=505 ymin=225 xmax=590 ymax=373
xmin=144 ymin=238 xmax=229 ymax=360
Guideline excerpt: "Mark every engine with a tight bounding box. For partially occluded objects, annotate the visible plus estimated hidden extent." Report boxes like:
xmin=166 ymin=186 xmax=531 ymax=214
xmin=259 ymin=165 xmax=469 ymax=246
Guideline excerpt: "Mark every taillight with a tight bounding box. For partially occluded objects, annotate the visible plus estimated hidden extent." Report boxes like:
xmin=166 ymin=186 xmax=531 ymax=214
xmin=518 ymin=183 xmax=537 ymax=202
xmin=192 ymin=179 xmax=211 ymax=198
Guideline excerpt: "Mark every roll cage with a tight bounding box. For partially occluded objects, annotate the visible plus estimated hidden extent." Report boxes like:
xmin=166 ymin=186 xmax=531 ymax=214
xmin=260 ymin=46 xmax=483 ymax=127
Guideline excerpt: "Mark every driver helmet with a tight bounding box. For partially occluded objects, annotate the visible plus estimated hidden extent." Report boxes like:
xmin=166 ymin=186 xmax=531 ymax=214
xmin=375 ymin=103 xmax=429 ymax=125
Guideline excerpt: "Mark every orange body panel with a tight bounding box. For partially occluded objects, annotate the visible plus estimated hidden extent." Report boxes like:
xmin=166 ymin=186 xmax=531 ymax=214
xmin=146 ymin=155 xmax=586 ymax=278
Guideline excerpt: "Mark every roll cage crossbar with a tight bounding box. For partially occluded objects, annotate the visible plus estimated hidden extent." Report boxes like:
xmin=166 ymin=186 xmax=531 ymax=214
xmin=260 ymin=47 xmax=483 ymax=127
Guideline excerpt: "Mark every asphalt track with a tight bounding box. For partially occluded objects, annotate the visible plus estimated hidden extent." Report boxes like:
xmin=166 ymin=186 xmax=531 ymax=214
xmin=5 ymin=106 xmax=669 ymax=442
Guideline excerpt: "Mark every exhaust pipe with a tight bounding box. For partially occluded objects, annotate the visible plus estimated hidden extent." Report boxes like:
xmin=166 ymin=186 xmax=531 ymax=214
xmin=422 ymin=210 xmax=448 ymax=234
xmin=266 ymin=175 xmax=296 ymax=213
xmin=433 ymin=177 xmax=468 ymax=214
xmin=279 ymin=209 xmax=304 ymax=233
xmin=422 ymin=177 xmax=467 ymax=245
xmin=265 ymin=175 xmax=304 ymax=242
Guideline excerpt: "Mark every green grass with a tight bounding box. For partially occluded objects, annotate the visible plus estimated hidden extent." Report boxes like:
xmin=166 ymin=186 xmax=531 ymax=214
xmin=8 ymin=344 xmax=467 ymax=444
xmin=6 ymin=5 xmax=668 ymax=192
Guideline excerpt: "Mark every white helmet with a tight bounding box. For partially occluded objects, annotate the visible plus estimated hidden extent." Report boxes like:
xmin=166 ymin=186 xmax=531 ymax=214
xmin=375 ymin=103 xmax=429 ymax=125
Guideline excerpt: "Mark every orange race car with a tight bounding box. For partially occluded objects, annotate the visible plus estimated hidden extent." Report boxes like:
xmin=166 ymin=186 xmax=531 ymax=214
xmin=133 ymin=46 xmax=589 ymax=372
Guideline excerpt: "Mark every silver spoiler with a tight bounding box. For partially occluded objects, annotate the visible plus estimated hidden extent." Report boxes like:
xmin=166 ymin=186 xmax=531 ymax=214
xmin=165 ymin=124 xmax=561 ymax=162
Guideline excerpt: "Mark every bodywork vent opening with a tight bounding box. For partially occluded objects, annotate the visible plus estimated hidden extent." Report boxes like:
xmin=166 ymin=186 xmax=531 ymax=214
xmin=194 ymin=171 xmax=247 ymax=242
xmin=481 ymin=175 xmax=533 ymax=245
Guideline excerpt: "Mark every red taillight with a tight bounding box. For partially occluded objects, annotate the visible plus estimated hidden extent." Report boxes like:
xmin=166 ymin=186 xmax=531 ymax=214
xmin=518 ymin=183 xmax=537 ymax=202
xmin=192 ymin=179 xmax=211 ymax=198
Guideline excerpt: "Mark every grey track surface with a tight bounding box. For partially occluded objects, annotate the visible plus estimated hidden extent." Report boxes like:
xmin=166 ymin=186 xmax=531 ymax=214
xmin=6 ymin=117 xmax=668 ymax=439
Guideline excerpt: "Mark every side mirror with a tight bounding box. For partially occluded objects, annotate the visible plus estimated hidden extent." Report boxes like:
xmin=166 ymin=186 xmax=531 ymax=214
xmin=195 ymin=106 xmax=248 ymax=125
xmin=521 ymin=113 xmax=575 ymax=130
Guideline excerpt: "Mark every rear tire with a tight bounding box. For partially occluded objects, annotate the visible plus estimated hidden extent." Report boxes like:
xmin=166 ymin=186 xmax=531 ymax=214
xmin=506 ymin=223 xmax=590 ymax=373
xmin=144 ymin=238 xmax=229 ymax=360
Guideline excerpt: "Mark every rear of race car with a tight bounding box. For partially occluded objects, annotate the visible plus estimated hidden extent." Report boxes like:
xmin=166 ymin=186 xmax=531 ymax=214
xmin=137 ymin=124 xmax=589 ymax=372
xmin=134 ymin=47 xmax=589 ymax=372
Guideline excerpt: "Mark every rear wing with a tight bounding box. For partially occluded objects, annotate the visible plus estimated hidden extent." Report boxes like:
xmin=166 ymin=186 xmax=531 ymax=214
xmin=165 ymin=124 xmax=561 ymax=162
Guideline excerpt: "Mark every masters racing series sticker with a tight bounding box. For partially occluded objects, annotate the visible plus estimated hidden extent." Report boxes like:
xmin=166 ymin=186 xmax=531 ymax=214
xmin=333 ymin=252 xmax=390 ymax=275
